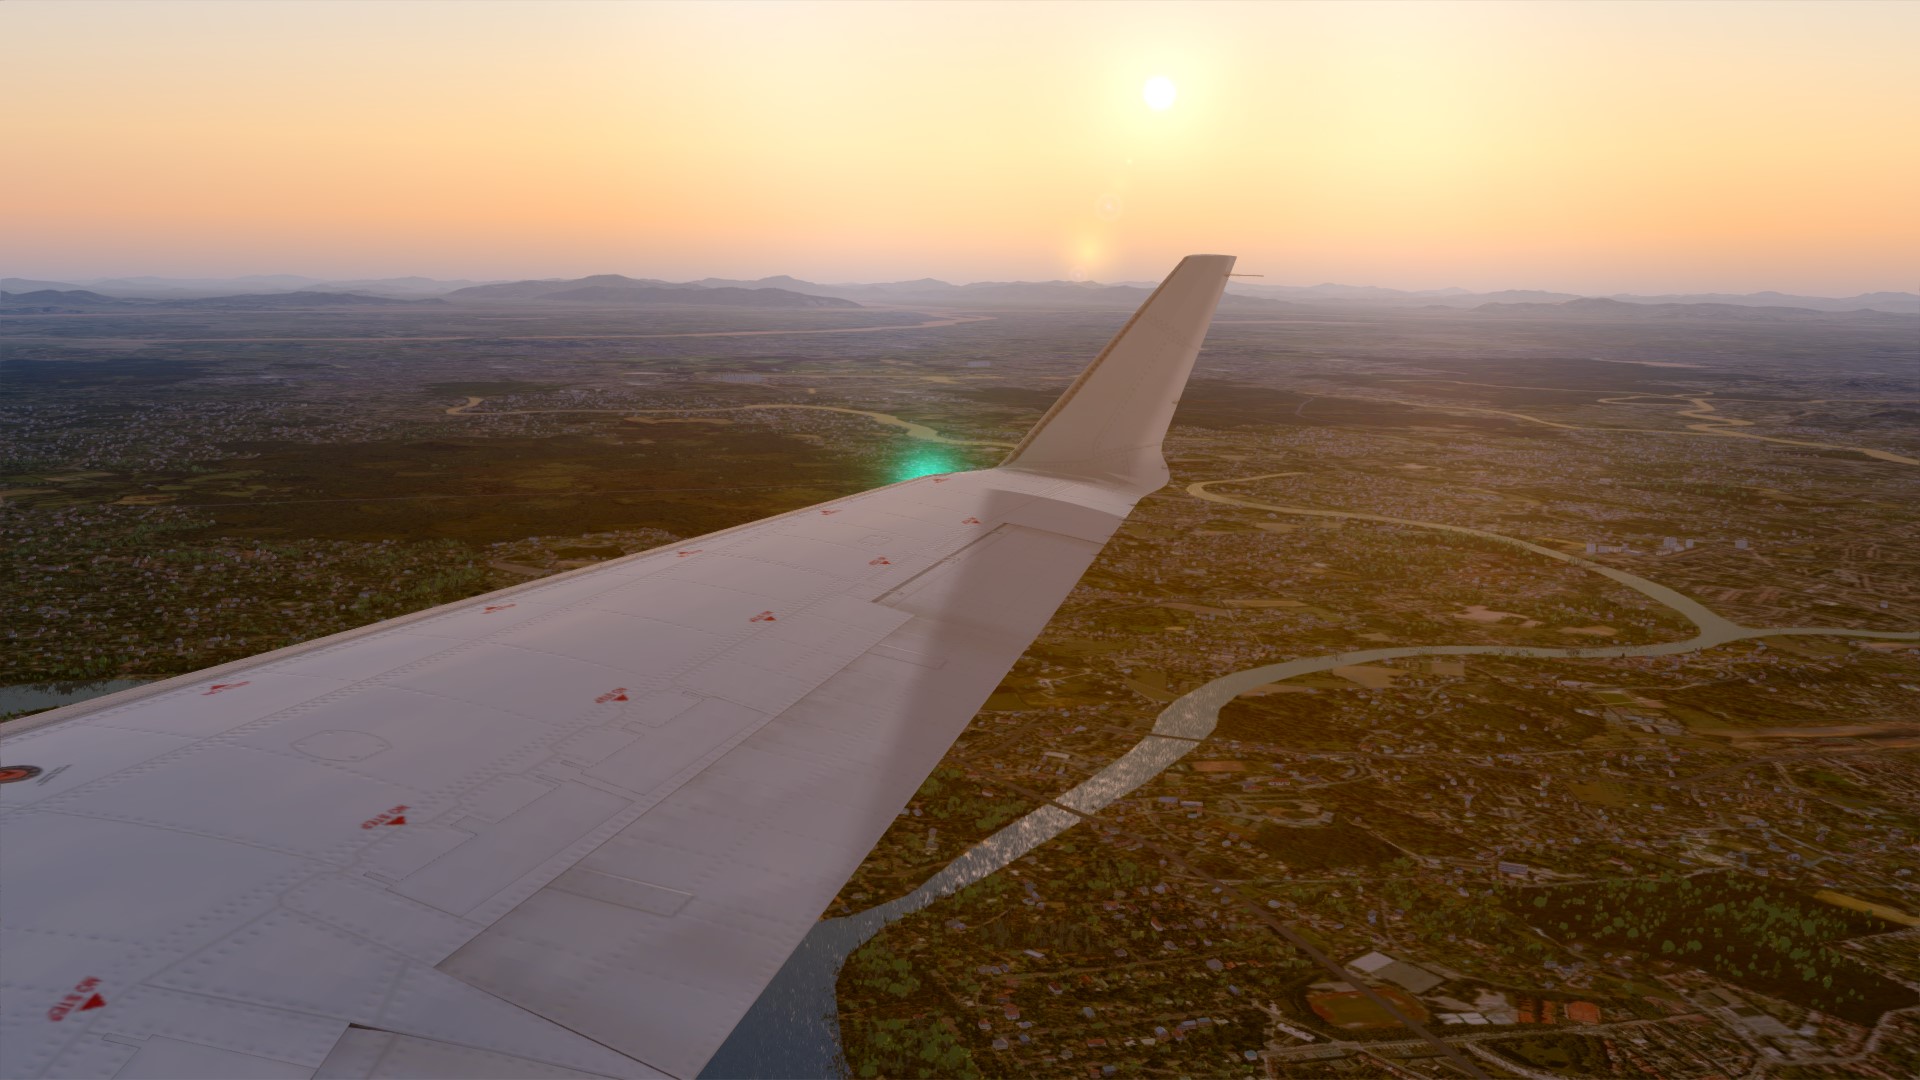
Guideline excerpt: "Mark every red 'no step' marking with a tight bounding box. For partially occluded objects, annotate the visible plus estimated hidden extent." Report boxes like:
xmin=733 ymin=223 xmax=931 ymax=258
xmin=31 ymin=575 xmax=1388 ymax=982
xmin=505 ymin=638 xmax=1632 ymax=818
xmin=596 ymin=687 xmax=630 ymax=704
xmin=961 ymin=517 xmax=982 ymax=525
xmin=360 ymin=805 xmax=409 ymax=830
xmin=751 ymin=611 xmax=777 ymax=623
xmin=869 ymin=556 xmax=892 ymax=566
xmin=819 ymin=509 xmax=840 ymax=515
xmin=202 ymin=682 xmax=249 ymax=696
xmin=482 ymin=603 xmax=516 ymax=614
xmin=46 ymin=977 xmax=102 ymax=1022
xmin=677 ymin=549 xmax=703 ymax=558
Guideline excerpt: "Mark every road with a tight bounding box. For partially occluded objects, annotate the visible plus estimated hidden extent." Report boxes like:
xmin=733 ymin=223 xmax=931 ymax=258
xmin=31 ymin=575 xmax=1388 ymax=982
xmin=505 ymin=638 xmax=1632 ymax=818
xmin=1353 ymin=390 xmax=1920 ymax=467
xmin=846 ymin=473 xmax=1915 ymax=929
xmin=449 ymin=399 xmax=1016 ymax=448
xmin=715 ymin=471 xmax=1917 ymax=1076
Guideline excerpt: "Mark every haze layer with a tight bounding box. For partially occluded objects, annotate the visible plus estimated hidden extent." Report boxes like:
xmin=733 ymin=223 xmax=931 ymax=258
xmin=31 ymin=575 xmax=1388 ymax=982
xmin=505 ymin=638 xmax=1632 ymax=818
xmin=4 ymin=0 xmax=1916 ymax=293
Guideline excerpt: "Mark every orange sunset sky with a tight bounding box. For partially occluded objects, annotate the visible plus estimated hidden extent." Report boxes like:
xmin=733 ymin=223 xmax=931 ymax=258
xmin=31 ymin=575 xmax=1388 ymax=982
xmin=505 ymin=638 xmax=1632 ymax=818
xmin=5 ymin=0 xmax=1917 ymax=294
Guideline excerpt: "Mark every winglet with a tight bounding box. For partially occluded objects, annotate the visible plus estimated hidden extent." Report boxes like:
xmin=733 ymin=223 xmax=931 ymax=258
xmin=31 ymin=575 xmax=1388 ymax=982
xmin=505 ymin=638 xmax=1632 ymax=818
xmin=999 ymin=253 xmax=1235 ymax=494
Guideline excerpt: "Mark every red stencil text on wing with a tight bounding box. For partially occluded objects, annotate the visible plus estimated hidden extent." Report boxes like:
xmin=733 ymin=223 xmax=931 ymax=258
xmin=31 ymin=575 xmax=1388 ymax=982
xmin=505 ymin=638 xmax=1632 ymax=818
xmin=361 ymin=805 xmax=409 ymax=830
xmin=46 ymin=977 xmax=102 ymax=1022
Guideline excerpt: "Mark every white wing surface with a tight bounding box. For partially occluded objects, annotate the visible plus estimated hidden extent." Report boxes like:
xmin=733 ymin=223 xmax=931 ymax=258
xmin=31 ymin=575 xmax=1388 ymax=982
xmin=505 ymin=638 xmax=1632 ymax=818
xmin=0 ymin=255 xmax=1234 ymax=1080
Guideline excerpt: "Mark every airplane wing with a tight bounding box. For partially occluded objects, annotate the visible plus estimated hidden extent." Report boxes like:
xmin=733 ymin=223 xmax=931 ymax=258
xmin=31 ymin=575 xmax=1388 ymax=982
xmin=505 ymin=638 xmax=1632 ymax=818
xmin=0 ymin=254 xmax=1235 ymax=1080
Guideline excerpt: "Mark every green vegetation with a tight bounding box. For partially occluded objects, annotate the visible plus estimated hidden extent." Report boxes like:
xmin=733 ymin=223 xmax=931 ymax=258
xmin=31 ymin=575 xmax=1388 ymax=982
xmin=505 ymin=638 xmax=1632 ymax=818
xmin=1323 ymin=791 xmax=1481 ymax=860
xmin=1252 ymin=821 xmax=1401 ymax=870
xmin=1511 ymin=872 xmax=1915 ymax=1024
xmin=1490 ymin=1032 xmax=1613 ymax=1073
xmin=14 ymin=280 xmax=1920 ymax=1077
xmin=420 ymin=380 xmax=565 ymax=397
xmin=839 ymin=936 xmax=981 ymax=1080
xmin=2 ymin=506 xmax=495 ymax=686
xmin=1366 ymin=861 xmax=1556 ymax=955
xmin=917 ymin=768 xmax=1032 ymax=834
xmin=201 ymin=431 xmax=870 ymax=544
xmin=845 ymin=1018 xmax=978 ymax=1080
xmin=846 ymin=941 xmax=923 ymax=1001
xmin=835 ymin=769 xmax=1038 ymax=905
xmin=974 ymin=849 xmax=1161 ymax=959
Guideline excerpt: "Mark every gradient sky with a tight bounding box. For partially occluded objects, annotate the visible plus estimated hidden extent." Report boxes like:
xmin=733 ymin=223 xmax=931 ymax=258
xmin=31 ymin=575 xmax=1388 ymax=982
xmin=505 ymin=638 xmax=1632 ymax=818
xmin=6 ymin=0 xmax=1917 ymax=293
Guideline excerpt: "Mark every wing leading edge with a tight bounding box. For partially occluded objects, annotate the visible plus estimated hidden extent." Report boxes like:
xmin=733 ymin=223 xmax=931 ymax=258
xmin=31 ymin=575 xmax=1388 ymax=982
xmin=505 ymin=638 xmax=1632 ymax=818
xmin=0 ymin=255 xmax=1234 ymax=1079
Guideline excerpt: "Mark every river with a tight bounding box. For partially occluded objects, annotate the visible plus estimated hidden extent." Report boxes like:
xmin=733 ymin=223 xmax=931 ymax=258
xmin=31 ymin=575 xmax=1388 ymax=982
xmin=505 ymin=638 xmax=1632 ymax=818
xmin=0 ymin=680 xmax=149 ymax=719
xmin=705 ymin=474 xmax=1918 ymax=1077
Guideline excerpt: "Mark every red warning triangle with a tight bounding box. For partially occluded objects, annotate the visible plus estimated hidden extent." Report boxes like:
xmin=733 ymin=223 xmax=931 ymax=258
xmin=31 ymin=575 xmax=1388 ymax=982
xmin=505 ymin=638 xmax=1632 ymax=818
xmin=79 ymin=994 xmax=105 ymax=1012
xmin=386 ymin=816 xmax=406 ymax=826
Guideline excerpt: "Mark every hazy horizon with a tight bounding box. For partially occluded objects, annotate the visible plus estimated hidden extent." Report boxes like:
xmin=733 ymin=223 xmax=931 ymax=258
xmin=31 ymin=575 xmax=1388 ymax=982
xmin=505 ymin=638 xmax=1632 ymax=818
xmin=6 ymin=0 xmax=1918 ymax=295
xmin=5 ymin=267 xmax=1916 ymax=301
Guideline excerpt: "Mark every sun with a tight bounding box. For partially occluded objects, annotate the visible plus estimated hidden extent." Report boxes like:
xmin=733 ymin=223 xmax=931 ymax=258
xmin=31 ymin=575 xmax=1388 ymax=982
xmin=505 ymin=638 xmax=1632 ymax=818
xmin=1142 ymin=75 xmax=1177 ymax=111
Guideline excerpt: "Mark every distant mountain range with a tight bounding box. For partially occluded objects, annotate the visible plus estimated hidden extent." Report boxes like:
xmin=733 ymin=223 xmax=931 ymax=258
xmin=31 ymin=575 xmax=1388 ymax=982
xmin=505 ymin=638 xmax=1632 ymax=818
xmin=667 ymin=277 xmax=1918 ymax=316
xmin=1605 ymin=289 xmax=1920 ymax=312
xmin=1470 ymin=296 xmax=1916 ymax=323
xmin=5 ymin=273 xmax=1914 ymax=315
xmin=0 ymin=275 xmax=495 ymax=299
xmin=0 ymin=277 xmax=861 ymax=313
xmin=442 ymin=274 xmax=858 ymax=309
xmin=1233 ymin=283 xmax=1918 ymax=313
xmin=1 ymin=288 xmax=123 ymax=308
xmin=0 ymin=289 xmax=442 ymax=312
xmin=684 ymin=276 xmax=1323 ymax=313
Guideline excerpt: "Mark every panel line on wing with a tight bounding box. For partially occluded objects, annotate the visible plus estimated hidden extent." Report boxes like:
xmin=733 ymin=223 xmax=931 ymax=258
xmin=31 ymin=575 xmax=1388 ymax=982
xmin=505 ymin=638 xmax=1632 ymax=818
xmin=867 ymin=524 xmax=1017 ymax=606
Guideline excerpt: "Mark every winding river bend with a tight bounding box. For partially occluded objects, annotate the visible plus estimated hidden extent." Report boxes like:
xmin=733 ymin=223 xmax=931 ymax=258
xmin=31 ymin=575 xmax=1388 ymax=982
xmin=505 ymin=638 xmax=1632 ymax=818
xmin=705 ymin=473 xmax=1918 ymax=1078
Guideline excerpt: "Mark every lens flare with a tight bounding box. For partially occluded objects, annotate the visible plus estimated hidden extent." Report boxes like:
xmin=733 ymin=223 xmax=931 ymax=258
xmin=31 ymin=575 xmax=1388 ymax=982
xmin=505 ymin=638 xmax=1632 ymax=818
xmin=890 ymin=446 xmax=961 ymax=484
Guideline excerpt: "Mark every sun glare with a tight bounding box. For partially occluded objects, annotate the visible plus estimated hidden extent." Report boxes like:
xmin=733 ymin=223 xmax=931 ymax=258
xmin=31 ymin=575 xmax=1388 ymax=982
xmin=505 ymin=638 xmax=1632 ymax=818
xmin=1142 ymin=75 xmax=1176 ymax=111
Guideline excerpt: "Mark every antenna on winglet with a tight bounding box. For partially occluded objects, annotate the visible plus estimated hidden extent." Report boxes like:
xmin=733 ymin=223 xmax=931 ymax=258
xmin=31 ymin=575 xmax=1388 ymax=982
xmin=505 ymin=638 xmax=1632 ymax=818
xmin=999 ymin=253 xmax=1235 ymax=496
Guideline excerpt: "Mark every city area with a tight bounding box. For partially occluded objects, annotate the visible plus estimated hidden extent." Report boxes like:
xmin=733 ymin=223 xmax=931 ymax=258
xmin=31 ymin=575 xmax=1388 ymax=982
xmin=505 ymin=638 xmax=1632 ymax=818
xmin=4 ymin=283 xmax=1917 ymax=1078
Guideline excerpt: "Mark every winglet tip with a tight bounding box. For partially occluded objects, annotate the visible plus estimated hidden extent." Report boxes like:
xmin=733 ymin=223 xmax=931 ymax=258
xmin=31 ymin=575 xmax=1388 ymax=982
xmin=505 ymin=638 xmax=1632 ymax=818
xmin=997 ymin=253 xmax=1237 ymax=493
